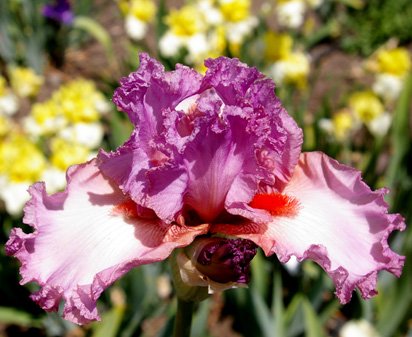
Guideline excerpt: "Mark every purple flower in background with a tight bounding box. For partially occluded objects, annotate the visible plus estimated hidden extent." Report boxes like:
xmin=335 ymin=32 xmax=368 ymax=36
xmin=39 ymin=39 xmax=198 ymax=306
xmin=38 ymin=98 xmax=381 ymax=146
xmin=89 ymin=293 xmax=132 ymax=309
xmin=42 ymin=0 xmax=74 ymax=25
xmin=6 ymin=54 xmax=405 ymax=324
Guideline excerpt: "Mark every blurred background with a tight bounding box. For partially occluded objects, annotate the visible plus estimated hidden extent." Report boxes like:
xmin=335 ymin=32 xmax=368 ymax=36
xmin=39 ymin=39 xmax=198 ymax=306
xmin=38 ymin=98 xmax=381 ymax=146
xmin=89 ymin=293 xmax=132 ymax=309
xmin=0 ymin=0 xmax=411 ymax=336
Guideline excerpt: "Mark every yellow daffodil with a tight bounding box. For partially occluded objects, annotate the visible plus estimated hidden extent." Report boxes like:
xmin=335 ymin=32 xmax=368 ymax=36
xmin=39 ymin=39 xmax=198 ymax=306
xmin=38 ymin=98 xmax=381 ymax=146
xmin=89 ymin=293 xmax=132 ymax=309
xmin=219 ymin=0 xmax=250 ymax=22
xmin=0 ymin=133 xmax=46 ymax=182
xmin=349 ymin=91 xmax=384 ymax=123
xmin=0 ymin=76 xmax=6 ymax=97
xmin=375 ymin=47 xmax=411 ymax=76
xmin=166 ymin=5 xmax=205 ymax=36
xmin=118 ymin=0 xmax=155 ymax=22
xmin=270 ymin=52 xmax=310 ymax=89
xmin=264 ymin=31 xmax=293 ymax=62
xmin=9 ymin=67 xmax=44 ymax=98
xmin=50 ymin=138 xmax=91 ymax=170
xmin=0 ymin=115 xmax=11 ymax=137
xmin=129 ymin=0 xmax=156 ymax=22
xmin=52 ymin=79 xmax=103 ymax=123
xmin=332 ymin=109 xmax=354 ymax=140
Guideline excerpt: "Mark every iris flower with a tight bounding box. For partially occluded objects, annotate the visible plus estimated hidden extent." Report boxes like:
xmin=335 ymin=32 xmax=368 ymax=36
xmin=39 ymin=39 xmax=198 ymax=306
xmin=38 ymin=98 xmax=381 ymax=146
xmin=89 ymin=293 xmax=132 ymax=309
xmin=7 ymin=54 xmax=405 ymax=324
xmin=42 ymin=0 xmax=74 ymax=25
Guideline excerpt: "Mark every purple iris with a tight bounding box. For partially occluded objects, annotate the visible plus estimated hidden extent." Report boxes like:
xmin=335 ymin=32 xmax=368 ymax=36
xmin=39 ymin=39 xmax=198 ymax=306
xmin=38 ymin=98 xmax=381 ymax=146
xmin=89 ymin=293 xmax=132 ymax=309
xmin=6 ymin=54 xmax=405 ymax=325
xmin=42 ymin=0 xmax=74 ymax=25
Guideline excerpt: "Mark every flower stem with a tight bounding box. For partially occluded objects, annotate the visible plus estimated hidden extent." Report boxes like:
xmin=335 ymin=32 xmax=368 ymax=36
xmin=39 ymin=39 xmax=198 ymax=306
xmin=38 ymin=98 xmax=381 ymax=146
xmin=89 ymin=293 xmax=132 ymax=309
xmin=173 ymin=298 xmax=194 ymax=337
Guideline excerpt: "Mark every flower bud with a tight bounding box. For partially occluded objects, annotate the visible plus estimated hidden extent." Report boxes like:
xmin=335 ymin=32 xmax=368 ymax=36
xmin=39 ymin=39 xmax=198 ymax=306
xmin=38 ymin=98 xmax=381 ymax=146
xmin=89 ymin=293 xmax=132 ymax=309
xmin=172 ymin=236 xmax=257 ymax=302
xmin=194 ymin=237 xmax=257 ymax=284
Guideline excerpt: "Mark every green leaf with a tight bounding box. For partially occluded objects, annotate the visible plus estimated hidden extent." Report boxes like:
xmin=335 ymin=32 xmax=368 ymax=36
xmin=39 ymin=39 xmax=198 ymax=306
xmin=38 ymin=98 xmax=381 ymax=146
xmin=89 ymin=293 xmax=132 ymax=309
xmin=386 ymin=72 xmax=412 ymax=204
xmin=191 ymin=300 xmax=210 ymax=337
xmin=251 ymin=250 xmax=270 ymax=298
xmin=376 ymin=262 xmax=412 ymax=337
xmin=272 ymin=268 xmax=286 ymax=337
xmin=91 ymin=298 xmax=125 ymax=337
xmin=0 ymin=306 xmax=39 ymax=327
xmin=284 ymin=294 xmax=305 ymax=337
xmin=250 ymin=288 xmax=275 ymax=337
xmin=108 ymin=110 xmax=134 ymax=150
xmin=72 ymin=16 xmax=114 ymax=62
xmin=302 ymin=298 xmax=327 ymax=337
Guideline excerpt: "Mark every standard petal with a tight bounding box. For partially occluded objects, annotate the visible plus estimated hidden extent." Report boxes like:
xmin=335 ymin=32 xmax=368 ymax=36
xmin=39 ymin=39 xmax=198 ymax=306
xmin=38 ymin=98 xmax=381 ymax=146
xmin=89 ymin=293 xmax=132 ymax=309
xmin=113 ymin=53 xmax=202 ymax=143
xmin=6 ymin=160 xmax=208 ymax=324
xmin=97 ymin=131 xmax=150 ymax=203
xmin=202 ymin=56 xmax=262 ymax=105
xmin=213 ymin=152 xmax=405 ymax=303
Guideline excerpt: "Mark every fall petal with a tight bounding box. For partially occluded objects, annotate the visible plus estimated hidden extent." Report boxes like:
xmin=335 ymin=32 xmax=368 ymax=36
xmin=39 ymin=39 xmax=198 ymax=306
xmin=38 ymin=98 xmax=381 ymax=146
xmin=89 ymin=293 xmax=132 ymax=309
xmin=6 ymin=160 xmax=208 ymax=324
xmin=213 ymin=152 xmax=405 ymax=303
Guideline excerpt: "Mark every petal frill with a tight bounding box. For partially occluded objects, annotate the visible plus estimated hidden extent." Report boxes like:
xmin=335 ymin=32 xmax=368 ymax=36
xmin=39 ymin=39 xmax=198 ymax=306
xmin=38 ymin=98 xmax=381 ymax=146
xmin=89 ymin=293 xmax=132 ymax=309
xmin=202 ymin=56 xmax=262 ymax=105
xmin=202 ymin=57 xmax=303 ymax=185
xmin=6 ymin=160 xmax=209 ymax=324
xmin=113 ymin=53 xmax=202 ymax=144
xmin=212 ymin=152 xmax=405 ymax=303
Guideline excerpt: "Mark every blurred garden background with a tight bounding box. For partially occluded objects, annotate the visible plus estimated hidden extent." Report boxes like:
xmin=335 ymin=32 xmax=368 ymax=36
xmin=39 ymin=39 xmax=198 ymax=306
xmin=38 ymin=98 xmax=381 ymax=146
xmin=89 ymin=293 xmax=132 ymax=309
xmin=0 ymin=0 xmax=412 ymax=336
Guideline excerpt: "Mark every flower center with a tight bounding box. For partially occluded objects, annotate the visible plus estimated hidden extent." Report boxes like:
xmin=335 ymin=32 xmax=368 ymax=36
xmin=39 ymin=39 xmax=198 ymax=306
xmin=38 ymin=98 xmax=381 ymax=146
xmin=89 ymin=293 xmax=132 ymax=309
xmin=194 ymin=237 xmax=257 ymax=284
xmin=249 ymin=192 xmax=299 ymax=216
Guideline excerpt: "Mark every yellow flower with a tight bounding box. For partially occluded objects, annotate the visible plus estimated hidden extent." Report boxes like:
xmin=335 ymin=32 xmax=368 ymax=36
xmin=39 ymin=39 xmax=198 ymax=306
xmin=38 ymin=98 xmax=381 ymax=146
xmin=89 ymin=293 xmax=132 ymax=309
xmin=118 ymin=0 xmax=129 ymax=15
xmin=50 ymin=138 xmax=91 ymax=170
xmin=0 ymin=115 xmax=11 ymax=137
xmin=332 ymin=109 xmax=353 ymax=140
xmin=31 ymin=100 xmax=59 ymax=125
xmin=219 ymin=0 xmax=250 ymax=22
xmin=349 ymin=91 xmax=384 ymax=123
xmin=271 ymin=52 xmax=310 ymax=89
xmin=264 ymin=31 xmax=293 ymax=62
xmin=0 ymin=76 xmax=7 ymax=97
xmin=213 ymin=25 xmax=227 ymax=55
xmin=129 ymin=0 xmax=156 ymax=22
xmin=52 ymin=79 xmax=102 ymax=123
xmin=376 ymin=47 xmax=411 ymax=76
xmin=0 ymin=133 xmax=46 ymax=182
xmin=29 ymin=100 xmax=66 ymax=135
xmin=195 ymin=26 xmax=227 ymax=74
xmin=9 ymin=67 xmax=44 ymax=98
xmin=166 ymin=5 xmax=205 ymax=36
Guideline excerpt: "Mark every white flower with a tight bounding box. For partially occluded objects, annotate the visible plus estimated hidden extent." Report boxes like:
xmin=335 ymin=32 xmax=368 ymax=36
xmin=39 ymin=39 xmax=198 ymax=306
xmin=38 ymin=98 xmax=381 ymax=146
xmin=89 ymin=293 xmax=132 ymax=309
xmin=225 ymin=16 xmax=258 ymax=44
xmin=41 ymin=167 xmax=67 ymax=194
xmin=318 ymin=118 xmax=334 ymax=135
xmin=0 ymin=93 xmax=19 ymax=116
xmin=94 ymin=97 xmax=111 ymax=115
xmin=125 ymin=14 xmax=148 ymax=40
xmin=58 ymin=122 xmax=104 ymax=149
xmin=372 ymin=73 xmax=404 ymax=102
xmin=283 ymin=255 xmax=300 ymax=275
xmin=367 ymin=112 xmax=392 ymax=137
xmin=340 ymin=320 xmax=381 ymax=337
xmin=276 ymin=0 xmax=306 ymax=29
xmin=185 ymin=34 xmax=210 ymax=63
xmin=197 ymin=0 xmax=223 ymax=25
xmin=23 ymin=115 xmax=67 ymax=138
xmin=0 ymin=180 xmax=30 ymax=216
xmin=268 ymin=52 xmax=310 ymax=88
xmin=159 ymin=32 xmax=184 ymax=58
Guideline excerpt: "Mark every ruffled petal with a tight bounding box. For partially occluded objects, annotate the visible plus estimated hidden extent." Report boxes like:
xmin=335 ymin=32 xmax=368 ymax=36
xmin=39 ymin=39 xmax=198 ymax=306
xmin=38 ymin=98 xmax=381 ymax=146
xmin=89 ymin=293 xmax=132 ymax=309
xmin=105 ymin=55 xmax=303 ymax=225
xmin=202 ymin=56 xmax=262 ymax=105
xmin=113 ymin=53 xmax=202 ymax=144
xmin=97 ymin=131 xmax=150 ymax=203
xmin=212 ymin=152 xmax=405 ymax=303
xmin=6 ymin=160 xmax=209 ymax=324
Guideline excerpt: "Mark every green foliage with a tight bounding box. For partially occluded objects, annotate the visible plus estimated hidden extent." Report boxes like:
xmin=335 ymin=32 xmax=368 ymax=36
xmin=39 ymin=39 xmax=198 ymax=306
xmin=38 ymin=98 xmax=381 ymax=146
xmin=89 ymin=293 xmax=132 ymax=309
xmin=0 ymin=1 xmax=412 ymax=336
xmin=340 ymin=0 xmax=412 ymax=55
